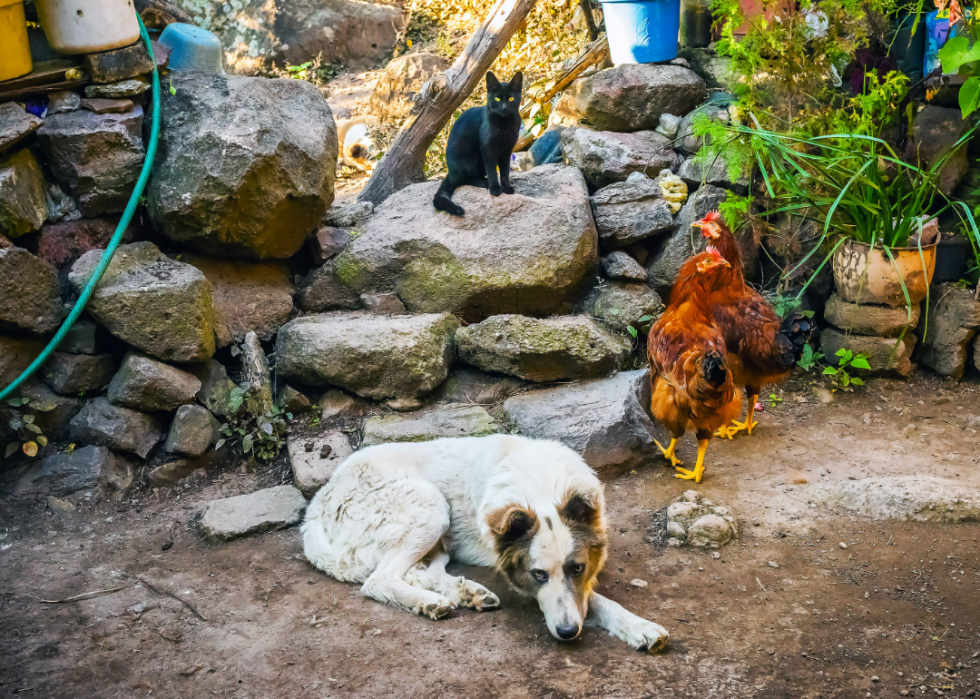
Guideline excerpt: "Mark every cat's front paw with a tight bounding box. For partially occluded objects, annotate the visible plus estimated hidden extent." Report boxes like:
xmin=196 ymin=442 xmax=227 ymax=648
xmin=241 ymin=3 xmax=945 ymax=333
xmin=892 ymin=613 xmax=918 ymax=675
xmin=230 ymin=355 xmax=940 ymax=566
xmin=502 ymin=184 xmax=515 ymax=194
xmin=489 ymin=185 xmax=503 ymax=197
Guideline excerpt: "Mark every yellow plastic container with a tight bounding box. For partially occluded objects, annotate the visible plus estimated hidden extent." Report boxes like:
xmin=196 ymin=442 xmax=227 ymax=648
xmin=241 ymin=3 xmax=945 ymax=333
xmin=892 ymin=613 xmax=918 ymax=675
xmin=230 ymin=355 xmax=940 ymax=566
xmin=0 ymin=0 xmax=33 ymax=82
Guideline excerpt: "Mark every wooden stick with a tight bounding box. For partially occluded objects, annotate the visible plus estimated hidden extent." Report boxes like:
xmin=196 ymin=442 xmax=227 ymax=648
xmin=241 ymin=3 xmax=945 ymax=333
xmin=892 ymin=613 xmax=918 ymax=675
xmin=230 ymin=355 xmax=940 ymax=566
xmin=579 ymin=0 xmax=600 ymax=40
xmin=358 ymin=0 xmax=538 ymax=205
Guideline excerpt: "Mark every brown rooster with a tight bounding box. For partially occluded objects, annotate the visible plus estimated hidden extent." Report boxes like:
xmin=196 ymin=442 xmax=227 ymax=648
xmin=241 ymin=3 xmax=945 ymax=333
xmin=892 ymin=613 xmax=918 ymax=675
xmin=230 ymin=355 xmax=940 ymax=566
xmin=692 ymin=211 xmax=814 ymax=438
xmin=647 ymin=247 xmax=742 ymax=483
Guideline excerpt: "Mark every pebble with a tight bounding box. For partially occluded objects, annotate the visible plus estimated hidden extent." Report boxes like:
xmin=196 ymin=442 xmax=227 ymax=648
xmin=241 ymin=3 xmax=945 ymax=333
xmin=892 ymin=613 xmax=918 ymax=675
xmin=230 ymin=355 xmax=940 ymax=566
xmin=768 ymin=561 xmax=780 ymax=569
xmin=630 ymin=579 xmax=648 ymax=588
xmin=839 ymin=542 xmax=848 ymax=549
xmin=710 ymin=552 xmax=720 ymax=559
xmin=871 ymin=676 xmax=880 ymax=682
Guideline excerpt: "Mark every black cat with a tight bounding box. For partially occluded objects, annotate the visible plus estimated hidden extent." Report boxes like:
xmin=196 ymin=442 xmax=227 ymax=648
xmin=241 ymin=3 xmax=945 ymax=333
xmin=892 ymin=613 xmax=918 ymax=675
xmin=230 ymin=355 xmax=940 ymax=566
xmin=432 ymin=71 xmax=523 ymax=217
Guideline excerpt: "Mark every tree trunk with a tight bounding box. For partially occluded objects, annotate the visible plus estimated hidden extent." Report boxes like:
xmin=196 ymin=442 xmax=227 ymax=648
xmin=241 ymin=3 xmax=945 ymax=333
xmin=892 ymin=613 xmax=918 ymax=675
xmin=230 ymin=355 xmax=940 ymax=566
xmin=358 ymin=0 xmax=538 ymax=206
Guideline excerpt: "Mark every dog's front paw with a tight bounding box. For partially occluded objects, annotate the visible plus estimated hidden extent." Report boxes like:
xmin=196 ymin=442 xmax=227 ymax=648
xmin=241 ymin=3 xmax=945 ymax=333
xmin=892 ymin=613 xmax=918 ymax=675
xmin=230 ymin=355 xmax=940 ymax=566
xmin=619 ymin=619 xmax=670 ymax=653
xmin=421 ymin=601 xmax=455 ymax=620
xmin=472 ymin=589 xmax=500 ymax=611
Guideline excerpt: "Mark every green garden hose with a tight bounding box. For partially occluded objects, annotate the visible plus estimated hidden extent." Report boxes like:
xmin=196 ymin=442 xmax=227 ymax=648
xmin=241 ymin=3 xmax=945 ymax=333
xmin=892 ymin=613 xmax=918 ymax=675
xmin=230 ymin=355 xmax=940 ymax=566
xmin=0 ymin=14 xmax=161 ymax=403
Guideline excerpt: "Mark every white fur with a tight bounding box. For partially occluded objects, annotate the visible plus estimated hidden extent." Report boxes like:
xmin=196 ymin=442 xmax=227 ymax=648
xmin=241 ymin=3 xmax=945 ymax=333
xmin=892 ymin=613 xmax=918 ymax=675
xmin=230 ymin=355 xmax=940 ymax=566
xmin=302 ymin=434 xmax=669 ymax=651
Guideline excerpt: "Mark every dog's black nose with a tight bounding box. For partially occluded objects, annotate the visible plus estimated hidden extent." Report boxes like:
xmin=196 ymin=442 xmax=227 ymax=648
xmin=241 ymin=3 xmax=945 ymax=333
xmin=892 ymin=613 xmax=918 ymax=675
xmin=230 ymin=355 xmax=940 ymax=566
xmin=556 ymin=624 xmax=580 ymax=640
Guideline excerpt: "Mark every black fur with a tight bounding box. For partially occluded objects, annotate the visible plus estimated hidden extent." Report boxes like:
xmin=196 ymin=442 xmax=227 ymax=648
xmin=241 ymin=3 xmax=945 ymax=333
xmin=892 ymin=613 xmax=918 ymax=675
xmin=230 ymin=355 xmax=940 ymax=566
xmin=561 ymin=494 xmax=597 ymax=525
xmin=702 ymin=349 xmax=728 ymax=387
xmin=433 ymin=71 xmax=523 ymax=217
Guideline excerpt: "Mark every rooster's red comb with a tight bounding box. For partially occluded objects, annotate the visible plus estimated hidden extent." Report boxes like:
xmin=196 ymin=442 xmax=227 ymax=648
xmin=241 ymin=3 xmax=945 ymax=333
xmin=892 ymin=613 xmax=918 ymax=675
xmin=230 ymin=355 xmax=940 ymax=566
xmin=703 ymin=211 xmax=722 ymax=222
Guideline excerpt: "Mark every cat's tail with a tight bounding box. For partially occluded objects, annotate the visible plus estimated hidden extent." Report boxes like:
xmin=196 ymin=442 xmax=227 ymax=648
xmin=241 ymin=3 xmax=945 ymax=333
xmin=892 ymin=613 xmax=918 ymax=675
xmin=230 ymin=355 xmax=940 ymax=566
xmin=433 ymin=177 xmax=465 ymax=217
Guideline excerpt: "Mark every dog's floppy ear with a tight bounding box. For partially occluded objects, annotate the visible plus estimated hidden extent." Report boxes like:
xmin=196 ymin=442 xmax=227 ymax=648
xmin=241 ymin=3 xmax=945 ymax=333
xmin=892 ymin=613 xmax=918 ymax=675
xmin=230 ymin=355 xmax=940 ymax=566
xmin=487 ymin=505 xmax=538 ymax=543
xmin=561 ymin=490 xmax=601 ymax=525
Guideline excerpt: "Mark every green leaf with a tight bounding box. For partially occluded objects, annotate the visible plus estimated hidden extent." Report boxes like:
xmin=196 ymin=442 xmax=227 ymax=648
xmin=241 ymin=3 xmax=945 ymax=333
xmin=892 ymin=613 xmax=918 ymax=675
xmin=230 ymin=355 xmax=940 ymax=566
xmin=850 ymin=356 xmax=872 ymax=370
xmin=168 ymin=79 xmax=177 ymax=96
xmin=840 ymin=374 xmax=851 ymax=388
xmin=6 ymin=398 xmax=24 ymax=407
xmin=242 ymin=433 xmax=254 ymax=453
xmin=959 ymin=77 xmax=980 ymax=119
xmin=850 ymin=377 xmax=865 ymax=386
xmin=4 ymin=443 xmax=17 ymax=458
xmin=22 ymin=414 xmax=34 ymax=424
xmin=823 ymin=367 xmax=839 ymax=375
xmin=626 ymin=325 xmax=638 ymax=338
xmin=36 ymin=436 xmax=48 ymax=447
xmin=637 ymin=315 xmax=653 ymax=323
xmin=214 ymin=438 xmax=226 ymax=450
xmin=609 ymin=308 xmax=620 ymax=316
xmin=25 ymin=423 xmax=42 ymax=434
xmin=939 ymin=36 xmax=980 ymax=75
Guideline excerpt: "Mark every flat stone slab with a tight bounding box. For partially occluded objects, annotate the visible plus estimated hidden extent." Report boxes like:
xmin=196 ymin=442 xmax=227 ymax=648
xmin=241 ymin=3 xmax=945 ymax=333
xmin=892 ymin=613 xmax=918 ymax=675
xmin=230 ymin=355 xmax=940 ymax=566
xmin=288 ymin=431 xmax=353 ymax=497
xmin=804 ymin=476 xmax=980 ymax=523
xmin=200 ymin=485 xmax=308 ymax=541
xmin=0 ymin=102 xmax=43 ymax=154
xmin=361 ymin=404 xmax=501 ymax=447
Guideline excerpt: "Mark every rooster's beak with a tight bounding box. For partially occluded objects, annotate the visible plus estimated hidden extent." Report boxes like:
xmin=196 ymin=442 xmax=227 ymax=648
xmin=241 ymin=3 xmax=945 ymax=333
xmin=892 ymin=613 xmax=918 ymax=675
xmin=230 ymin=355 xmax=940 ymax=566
xmin=691 ymin=221 xmax=705 ymax=229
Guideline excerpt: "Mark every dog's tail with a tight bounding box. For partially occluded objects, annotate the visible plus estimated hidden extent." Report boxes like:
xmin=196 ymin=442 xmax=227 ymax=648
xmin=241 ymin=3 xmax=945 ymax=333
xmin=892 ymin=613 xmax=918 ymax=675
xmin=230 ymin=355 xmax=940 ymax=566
xmin=433 ymin=177 xmax=465 ymax=217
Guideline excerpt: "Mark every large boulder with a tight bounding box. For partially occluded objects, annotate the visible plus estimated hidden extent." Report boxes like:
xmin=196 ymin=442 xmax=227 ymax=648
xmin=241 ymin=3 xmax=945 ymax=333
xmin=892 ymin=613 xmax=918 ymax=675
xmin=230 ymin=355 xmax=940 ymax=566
xmin=825 ymin=293 xmax=920 ymax=338
xmin=68 ymin=242 xmax=218 ymax=363
xmin=565 ymin=65 xmax=705 ymax=132
xmin=575 ymin=281 xmax=665 ymax=333
xmin=146 ymin=73 xmax=337 ymax=259
xmin=107 ymin=351 xmax=202 ymax=411
xmin=35 ymin=107 xmax=144 ymax=217
xmin=15 ymin=445 xmax=132 ymax=499
xmin=820 ymin=327 xmax=916 ymax=377
xmin=911 ymin=105 xmax=969 ymax=195
xmin=590 ymin=177 xmax=674 ymax=249
xmin=0 ymin=149 xmax=47 ymax=238
xmin=369 ymin=53 xmax=450 ymax=122
xmin=180 ymin=254 xmax=294 ymax=346
xmin=561 ymin=129 xmax=679 ymax=189
xmin=503 ymin=370 xmax=662 ymax=478
xmin=39 ymin=352 xmax=115 ymax=395
xmin=646 ymin=185 xmax=757 ymax=300
xmin=298 ymin=165 xmax=598 ymax=322
xmin=456 ymin=314 xmax=631 ymax=382
xmin=69 ymin=396 xmax=164 ymax=459
xmin=276 ymin=312 xmax=459 ymax=400
xmin=361 ymin=404 xmax=501 ymax=447
xmin=0 ymin=248 xmax=63 ymax=335
xmin=918 ymin=283 xmax=980 ymax=379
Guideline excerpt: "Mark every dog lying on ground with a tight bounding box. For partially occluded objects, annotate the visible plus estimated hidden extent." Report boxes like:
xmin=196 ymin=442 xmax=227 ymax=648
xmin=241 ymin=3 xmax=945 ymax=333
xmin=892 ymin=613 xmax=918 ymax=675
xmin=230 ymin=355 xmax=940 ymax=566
xmin=302 ymin=434 xmax=669 ymax=651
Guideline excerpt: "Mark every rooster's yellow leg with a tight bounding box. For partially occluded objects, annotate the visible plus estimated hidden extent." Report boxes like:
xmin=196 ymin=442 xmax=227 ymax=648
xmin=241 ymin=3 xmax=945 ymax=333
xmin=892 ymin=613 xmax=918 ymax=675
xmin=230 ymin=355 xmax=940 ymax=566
xmin=654 ymin=438 xmax=683 ymax=467
xmin=725 ymin=394 xmax=760 ymax=437
xmin=714 ymin=423 xmax=737 ymax=439
xmin=675 ymin=439 xmax=708 ymax=483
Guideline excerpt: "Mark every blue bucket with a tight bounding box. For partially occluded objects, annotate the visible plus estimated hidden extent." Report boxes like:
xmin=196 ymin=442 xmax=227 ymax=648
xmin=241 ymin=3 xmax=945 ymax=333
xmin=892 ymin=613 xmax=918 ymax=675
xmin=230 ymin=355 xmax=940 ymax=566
xmin=599 ymin=0 xmax=681 ymax=65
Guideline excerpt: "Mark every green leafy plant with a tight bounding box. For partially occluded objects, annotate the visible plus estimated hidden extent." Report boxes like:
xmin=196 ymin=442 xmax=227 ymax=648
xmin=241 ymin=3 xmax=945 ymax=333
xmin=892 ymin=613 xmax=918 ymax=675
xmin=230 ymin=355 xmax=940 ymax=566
xmin=4 ymin=394 xmax=52 ymax=459
xmin=625 ymin=314 xmax=656 ymax=339
xmin=822 ymin=348 xmax=871 ymax=389
xmin=215 ymin=385 xmax=291 ymax=462
xmin=938 ymin=17 xmax=980 ymax=118
xmin=797 ymin=344 xmax=825 ymax=372
xmin=767 ymin=393 xmax=783 ymax=408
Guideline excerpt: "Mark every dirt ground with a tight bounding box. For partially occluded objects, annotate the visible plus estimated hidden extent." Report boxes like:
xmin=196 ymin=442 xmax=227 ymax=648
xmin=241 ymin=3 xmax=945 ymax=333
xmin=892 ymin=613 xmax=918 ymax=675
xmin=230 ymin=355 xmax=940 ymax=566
xmin=1 ymin=374 xmax=979 ymax=699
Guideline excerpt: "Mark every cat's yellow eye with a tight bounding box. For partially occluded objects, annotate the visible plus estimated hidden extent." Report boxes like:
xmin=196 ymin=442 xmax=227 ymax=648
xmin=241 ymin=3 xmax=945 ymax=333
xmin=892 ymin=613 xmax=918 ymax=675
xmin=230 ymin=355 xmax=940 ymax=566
xmin=495 ymin=97 xmax=501 ymax=101
xmin=509 ymin=97 xmax=514 ymax=102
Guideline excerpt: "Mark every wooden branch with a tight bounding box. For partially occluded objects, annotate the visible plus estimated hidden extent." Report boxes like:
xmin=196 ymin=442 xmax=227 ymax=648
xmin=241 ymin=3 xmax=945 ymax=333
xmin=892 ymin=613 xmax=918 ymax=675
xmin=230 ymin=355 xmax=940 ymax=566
xmin=579 ymin=0 xmax=599 ymax=40
xmin=358 ymin=0 xmax=538 ymax=206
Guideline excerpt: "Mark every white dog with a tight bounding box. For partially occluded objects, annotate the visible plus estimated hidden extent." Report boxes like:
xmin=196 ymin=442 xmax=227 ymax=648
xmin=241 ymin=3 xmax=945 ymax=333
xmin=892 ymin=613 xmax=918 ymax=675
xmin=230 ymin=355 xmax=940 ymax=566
xmin=302 ymin=434 xmax=669 ymax=651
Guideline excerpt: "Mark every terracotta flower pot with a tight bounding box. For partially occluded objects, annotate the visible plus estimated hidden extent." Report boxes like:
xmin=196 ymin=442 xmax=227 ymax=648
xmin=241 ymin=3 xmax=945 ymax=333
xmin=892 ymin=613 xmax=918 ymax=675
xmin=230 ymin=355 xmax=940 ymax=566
xmin=832 ymin=234 xmax=940 ymax=307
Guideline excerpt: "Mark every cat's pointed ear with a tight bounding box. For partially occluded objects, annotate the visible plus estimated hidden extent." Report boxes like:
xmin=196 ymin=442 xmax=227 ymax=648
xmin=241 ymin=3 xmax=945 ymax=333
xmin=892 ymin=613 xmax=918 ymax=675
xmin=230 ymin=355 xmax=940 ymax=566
xmin=510 ymin=71 xmax=523 ymax=93
xmin=486 ymin=71 xmax=500 ymax=90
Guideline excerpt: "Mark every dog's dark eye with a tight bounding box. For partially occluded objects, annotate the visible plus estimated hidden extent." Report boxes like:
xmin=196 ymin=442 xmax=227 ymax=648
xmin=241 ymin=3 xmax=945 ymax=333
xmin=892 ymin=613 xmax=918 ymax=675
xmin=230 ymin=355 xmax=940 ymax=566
xmin=532 ymin=569 xmax=549 ymax=583
xmin=570 ymin=563 xmax=586 ymax=577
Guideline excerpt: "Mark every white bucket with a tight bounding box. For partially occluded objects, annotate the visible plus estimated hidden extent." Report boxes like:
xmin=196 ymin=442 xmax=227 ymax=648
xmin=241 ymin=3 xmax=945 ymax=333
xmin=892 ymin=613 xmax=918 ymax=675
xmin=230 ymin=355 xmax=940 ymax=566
xmin=35 ymin=0 xmax=140 ymax=55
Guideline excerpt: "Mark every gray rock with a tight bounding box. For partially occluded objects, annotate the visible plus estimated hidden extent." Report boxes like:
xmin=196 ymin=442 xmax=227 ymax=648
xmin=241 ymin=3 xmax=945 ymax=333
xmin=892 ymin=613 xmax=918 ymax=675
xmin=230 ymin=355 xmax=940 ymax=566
xmin=79 ymin=98 xmax=134 ymax=114
xmin=825 ymin=293 xmax=920 ymax=338
xmin=360 ymin=292 xmax=407 ymax=314
xmin=84 ymin=77 xmax=150 ymax=98
xmin=325 ymin=201 xmax=374 ymax=228
xmin=804 ymin=476 xmax=980 ymax=523
xmin=0 ymin=378 xmax=82 ymax=441
xmin=164 ymin=404 xmax=220 ymax=457
xmin=0 ymin=334 xmax=44 ymax=388
xmin=288 ymin=431 xmax=353 ymax=497
xmin=677 ymin=153 xmax=750 ymax=195
xmin=240 ymin=331 xmax=274 ymax=417
xmin=276 ymin=312 xmax=459 ymax=400
xmin=83 ymin=42 xmax=154 ymax=84
xmin=69 ymin=397 xmax=164 ymax=459
xmin=146 ymin=447 xmax=229 ymax=487
xmin=107 ymin=351 xmax=202 ymax=411
xmin=15 ymin=445 xmax=132 ymax=499
xmin=655 ymin=113 xmax=681 ymax=139
xmin=457 ymin=314 xmax=630 ymax=383
xmin=0 ymin=248 xmax=63 ymax=335
xmin=647 ymin=185 xmax=757 ymax=299
xmin=0 ymin=149 xmax=47 ymax=238
xmin=59 ymin=319 xmax=100 ymax=354
xmin=190 ymin=360 xmax=241 ymax=419
xmin=179 ymin=254 xmax=294 ymax=346
xmin=503 ymin=369 xmax=661 ymax=478
xmin=200 ymin=485 xmax=307 ymax=541
xmin=47 ymin=91 xmax=81 ymax=115
xmin=575 ymin=281 xmax=664 ymax=332
xmin=308 ymin=226 xmax=352 ymax=265
xmin=676 ymin=47 xmax=733 ymax=90
xmin=146 ymin=73 xmax=337 ymax=259
xmin=317 ymin=389 xmax=359 ymax=420
xmin=361 ymin=404 xmax=501 ymax=447
xmin=565 ymin=64 xmax=705 ymax=132
xmin=68 ymin=242 xmax=218 ymax=363
xmin=562 ymin=128 xmax=679 ymax=189
xmin=590 ymin=177 xmax=674 ymax=249
xmin=918 ymin=283 xmax=980 ymax=379
xmin=35 ymin=106 xmax=144 ymax=217
xmin=820 ymin=327 xmax=916 ymax=377
xmin=600 ymin=251 xmax=648 ymax=281
xmin=0 ymin=103 xmax=43 ymax=154
xmin=369 ymin=53 xmax=450 ymax=122
xmin=299 ymin=165 xmax=597 ymax=321
xmin=664 ymin=490 xmax=738 ymax=548
xmin=278 ymin=385 xmax=311 ymax=415
xmin=432 ymin=368 xmax=526 ymax=405
xmin=675 ymin=106 xmax=730 ymax=156
xmin=42 ymin=182 xmax=82 ymax=224
xmin=40 ymin=352 xmax=115 ymax=395
xmin=911 ymin=105 xmax=969 ymax=195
